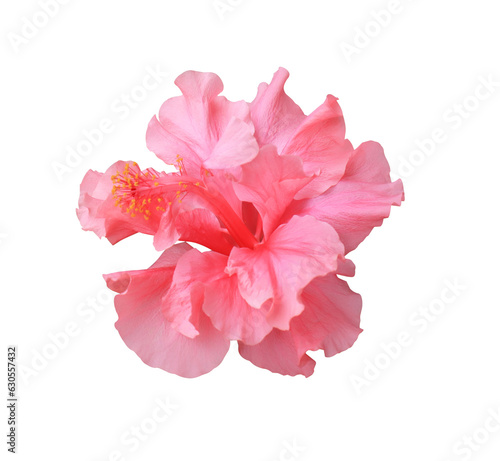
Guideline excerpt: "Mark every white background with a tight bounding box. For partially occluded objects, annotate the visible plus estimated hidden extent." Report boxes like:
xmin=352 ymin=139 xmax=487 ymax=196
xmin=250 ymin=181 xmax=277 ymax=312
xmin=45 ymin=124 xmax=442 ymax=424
xmin=2 ymin=1 xmax=500 ymax=460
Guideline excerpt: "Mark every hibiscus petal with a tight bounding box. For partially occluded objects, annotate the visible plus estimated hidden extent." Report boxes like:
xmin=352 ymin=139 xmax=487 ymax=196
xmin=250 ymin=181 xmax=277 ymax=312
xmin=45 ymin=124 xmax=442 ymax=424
xmin=226 ymin=215 xmax=345 ymax=330
xmin=104 ymin=244 xmax=229 ymax=378
xmin=203 ymin=274 xmax=273 ymax=346
xmin=163 ymin=249 xmax=272 ymax=345
xmin=146 ymin=71 xmax=257 ymax=175
xmin=250 ymin=67 xmax=306 ymax=153
xmin=176 ymin=208 xmax=234 ymax=255
xmin=290 ymin=141 xmax=404 ymax=253
xmin=238 ymin=331 xmax=316 ymax=377
xmin=77 ymin=161 xmax=157 ymax=244
xmin=232 ymin=145 xmax=311 ymax=238
xmin=204 ymin=116 xmax=259 ymax=169
xmin=153 ymin=205 xmax=179 ymax=251
xmin=238 ymin=272 xmax=362 ymax=377
xmin=292 ymin=273 xmax=362 ymax=358
xmin=282 ymin=95 xmax=354 ymax=199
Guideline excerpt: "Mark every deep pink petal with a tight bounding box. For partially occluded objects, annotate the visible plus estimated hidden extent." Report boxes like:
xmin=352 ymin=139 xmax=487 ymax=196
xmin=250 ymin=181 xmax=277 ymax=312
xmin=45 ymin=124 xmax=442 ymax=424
xmin=104 ymin=244 xmax=229 ymax=378
xmin=226 ymin=215 xmax=345 ymax=330
xmin=176 ymin=209 xmax=234 ymax=255
xmin=289 ymin=141 xmax=404 ymax=253
xmin=232 ymin=145 xmax=311 ymax=238
xmin=250 ymin=68 xmax=306 ymax=153
xmin=146 ymin=71 xmax=257 ymax=175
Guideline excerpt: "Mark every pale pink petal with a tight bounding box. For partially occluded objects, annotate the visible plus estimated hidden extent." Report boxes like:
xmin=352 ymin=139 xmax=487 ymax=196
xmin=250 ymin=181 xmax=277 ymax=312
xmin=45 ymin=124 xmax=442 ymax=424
xmin=146 ymin=71 xmax=257 ymax=175
xmin=289 ymin=141 xmax=404 ymax=253
xmin=104 ymin=244 xmax=229 ymax=378
xmin=163 ymin=249 xmax=272 ymax=345
xmin=204 ymin=116 xmax=259 ymax=169
xmin=250 ymin=68 xmax=306 ymax=153
xmin=226 ymin=215 xmax=345 ymax=330
xmin=282 ymin=95 xmax=354 ymax=199
xmin=232 ymin=145 xmax=311 ymax=238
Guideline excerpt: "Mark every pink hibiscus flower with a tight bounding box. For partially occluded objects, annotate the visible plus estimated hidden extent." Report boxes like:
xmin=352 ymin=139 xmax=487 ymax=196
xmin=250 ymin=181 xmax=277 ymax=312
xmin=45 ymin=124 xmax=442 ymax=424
xmin=77 ymin=68 xmax=403 ymax=377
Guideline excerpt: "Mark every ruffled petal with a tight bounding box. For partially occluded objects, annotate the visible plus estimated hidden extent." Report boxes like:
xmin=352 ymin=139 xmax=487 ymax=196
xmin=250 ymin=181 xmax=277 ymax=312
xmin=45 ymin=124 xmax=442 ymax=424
xmin=176 ymin=209 xmax=234 ymax=255
xmin=250 ymin=68 xmax=306 ymax=153
xmin=238 ymin=331 xmax=316 ymax=377
xmin=77 ymin=161 xmax=158 ymax=244
xmin=163 ymin=249 xmax=272 ymax=345
xmin=292 ymin=273 xmax=362 ymax=358
xmin=226 ymin=215 xmax=345 ymax=330
xmin=282 ymin=95 xmax=354 ymax=199
xmin=289 ymin=141 xmax=404 ymax=253
xmin=203 ymin=271 xmax=273 ymax=346
xmin=104 ymin=244 xmax=229 ymax=378
xmin=238 ymin=272 xmax=362 ymax=377
xmin=146 ymin=71 xmax=258 ymax=175
xmin=232 ymin=145 xmax=311 ymax=238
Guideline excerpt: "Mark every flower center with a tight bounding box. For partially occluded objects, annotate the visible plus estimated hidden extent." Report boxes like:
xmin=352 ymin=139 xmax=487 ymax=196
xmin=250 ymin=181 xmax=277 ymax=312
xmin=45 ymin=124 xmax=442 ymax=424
xmin=111 ymin=162 xmax=258 ymax=249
